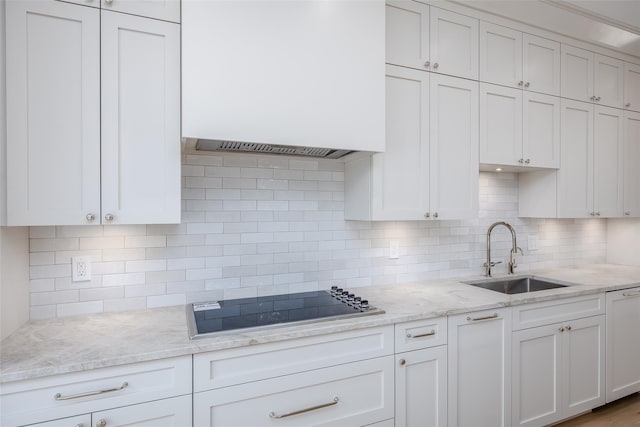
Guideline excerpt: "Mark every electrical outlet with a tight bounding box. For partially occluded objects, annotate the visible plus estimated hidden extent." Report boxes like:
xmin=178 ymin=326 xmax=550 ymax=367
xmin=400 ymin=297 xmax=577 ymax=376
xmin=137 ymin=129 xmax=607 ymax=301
xmin=72 ymin=256 xmax=92 ymax=282
xmin=389 ymin=241 xmax=400 ymax=259
xmin=528 ymin=235 xmax=538 ymax=251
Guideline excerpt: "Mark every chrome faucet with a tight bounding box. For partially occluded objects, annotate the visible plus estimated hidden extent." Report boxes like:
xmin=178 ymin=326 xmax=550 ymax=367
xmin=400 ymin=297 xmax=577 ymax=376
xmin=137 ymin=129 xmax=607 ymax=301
xmin=484 ymin=221 xmax=523 ymax=277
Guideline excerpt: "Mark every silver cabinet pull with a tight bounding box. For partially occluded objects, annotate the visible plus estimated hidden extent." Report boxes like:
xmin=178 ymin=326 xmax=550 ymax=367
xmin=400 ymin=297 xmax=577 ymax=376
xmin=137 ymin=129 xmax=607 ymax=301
xmin=433 ymin=62 xmax=439 ymax=69
xmin=104 ymin=213 xmax=114 ymax=222
xmin=624 ymin=211 xmax=631 ymax=216
xmin=518 ymin=81 xmax=524 ymax=86
xmin=524 ymin=82 xmax=530 ymax=87
xmin=596 ymin=96 xmax=601 ymax=101
xmin=566 ymin=325 xmax=572 ymax=331
xmin=269 ymin=397 xmax=339 ymax=419
xmin=524 ymin=159 xmax=530 ymax=164
xmin=406 ymin=329 xmax=436 ymax=339
xmin=623 ymin=290 xmax=640 ymax=297
xmin=76 ymin=424 xmax=85 ymax=427
xmin=595 ymin=212 xmax=601 ymax=216
xmin=559 ymin=327 xmax=565 ymax=332
xmin=433 ymin=212 xmax=439 ymax=218
xmin=518 ymin=158 xmax=524 ymax=164
xmin=96 ymin=420 xmax=107 ymax=427
xmin=424 ymin=61 xmax=430 ymax=68
xmin=424 ymin=212 xmax=430 ymax=218
xmin=86 ymin=213 xmax=96 ymax=221
xmin=590 ymin=96 xmax=596 ymax=101
xmin=626 ymin=103 xmax=632 ymax=108
xmin=466 ymin=313 xmax=498 ymax=322
xmin=590 ymin=212 xmax=595 ymax=216
xmin=399 ymin=359 xmax=406 ymax=366
xmin=54 ymin=382 xmax=128 ymax=401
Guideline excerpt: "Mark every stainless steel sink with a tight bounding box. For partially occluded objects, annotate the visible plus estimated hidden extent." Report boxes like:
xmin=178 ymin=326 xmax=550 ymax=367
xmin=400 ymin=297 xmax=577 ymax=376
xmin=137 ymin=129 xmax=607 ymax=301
xmin=464 ymin=276 xmax=568 ymax=294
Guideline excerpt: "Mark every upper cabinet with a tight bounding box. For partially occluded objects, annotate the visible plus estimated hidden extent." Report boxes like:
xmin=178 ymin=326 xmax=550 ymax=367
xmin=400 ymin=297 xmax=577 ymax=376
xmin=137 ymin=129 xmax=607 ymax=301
xmin=6 ymin=0 xmax=180 ymax=226
xmin=480 ymin=22 xmax=560 ymax=96
xmin=386 ymin=1 xmax=478 ymax=80
xmin=561 ymin=44 xmax=624 ymax=108
xmin=624 ymin=62 xmax=640 ymax=112
xmin=182 ymin=1 xmax=385 ymax=153
xmin=344 ymin=67 xmax=478 ymax=221
xmin=623 ymin=112 xmax=640 ymax=217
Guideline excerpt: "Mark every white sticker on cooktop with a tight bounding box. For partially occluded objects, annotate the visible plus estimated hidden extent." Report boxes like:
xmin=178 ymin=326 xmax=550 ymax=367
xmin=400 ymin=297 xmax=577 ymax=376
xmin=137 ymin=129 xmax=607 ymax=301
xmin=193 ymin=302 xmax=221 ymax=311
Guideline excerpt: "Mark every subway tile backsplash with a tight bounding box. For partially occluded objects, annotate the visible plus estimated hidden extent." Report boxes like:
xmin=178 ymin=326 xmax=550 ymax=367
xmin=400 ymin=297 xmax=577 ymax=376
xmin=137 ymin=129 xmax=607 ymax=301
xmin=28 ymin=154 xmax=607 ymax=319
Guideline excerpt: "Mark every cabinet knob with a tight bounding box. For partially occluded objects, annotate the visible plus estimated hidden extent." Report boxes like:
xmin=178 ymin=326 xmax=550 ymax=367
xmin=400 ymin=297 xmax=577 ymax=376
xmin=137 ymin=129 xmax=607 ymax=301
xmin=399 ymin=359 xmax=406 ymax=366
xmin=590 ymin=96 xmax=596 ymax=101
xmin=595 ymin=212 xmax=601 ymax=216
xmin=104 ymin=0 xmax=113 ymax=4
xmin=104 ymin=214 xmax=114 ymax=222
xmin=590 ymin=212 xmax=595 ymax=216
xmin=518 ymin=158 xmax=524 ymax=164
xmin=424 ymin=212 xmax=430 ymax=218
xmin=433 ymin=212 xmax=438 ymax=218
xmin=625 ymin=211 xmax=631 ymax=216
xmin=86 ymin=213 xmax=96 ymax=222
xmin=596 ymin=96 xmax=601 ymax=102
xmin=626 ymin=103 xmax=632 ymax=108
xmin=559 ymin=327 xmax=565 ymax=332
xmin=96 ymin=420 xmax=107 ymax=427
xmin=566 ymin=325 xmax=572 ymax=331
xmin=433 ymin=62 xmax=439 ymax=69
xmin=524 ymin=159 xmax=530 ymax=164
xmin=518 ymin=81 xmax=524 ymax=86
xmin=424 ymin=61 xmax=430 ymax=68
xmin=524 ymin=82 xmax=530 ymax=88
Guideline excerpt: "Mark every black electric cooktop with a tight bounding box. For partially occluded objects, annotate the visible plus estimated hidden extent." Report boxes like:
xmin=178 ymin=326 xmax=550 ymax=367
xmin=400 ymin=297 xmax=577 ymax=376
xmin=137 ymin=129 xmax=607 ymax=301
xmin=187 ymin=288 xmax=384 ymax=339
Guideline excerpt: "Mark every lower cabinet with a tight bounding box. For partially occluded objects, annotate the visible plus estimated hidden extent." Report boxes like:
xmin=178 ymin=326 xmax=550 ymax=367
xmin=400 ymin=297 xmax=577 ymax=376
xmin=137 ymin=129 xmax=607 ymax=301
xmin=448 ymin=308 xmax=512 ymax=427
xmin=193 ymin=356 xmax=394 ymax=427
xmin=512 ymin=315 xmax=605 ymax=427
xmin=606 ymin=287 xmax=640 ymax=402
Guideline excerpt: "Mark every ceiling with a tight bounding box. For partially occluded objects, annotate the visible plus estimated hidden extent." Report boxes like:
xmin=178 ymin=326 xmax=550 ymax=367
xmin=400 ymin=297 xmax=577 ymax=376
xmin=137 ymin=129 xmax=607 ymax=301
xmin=454 ymin=0 xmax=640 ymax=58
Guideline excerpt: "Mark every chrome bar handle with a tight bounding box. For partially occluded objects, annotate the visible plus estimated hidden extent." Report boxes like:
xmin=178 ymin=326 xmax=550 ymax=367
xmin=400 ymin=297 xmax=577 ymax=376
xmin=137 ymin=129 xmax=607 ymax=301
xmin=269 ymin=397 xmax=339 ymax=419
xmin=467 ymin=313 xmax=498 ymax=322
xmin=406 ymin=329 xmax=436 ymax=339
xmin=54 ymin=382 xmax=128 ymax=401
xmin=623 ymin=290 xmax=640 ymax=297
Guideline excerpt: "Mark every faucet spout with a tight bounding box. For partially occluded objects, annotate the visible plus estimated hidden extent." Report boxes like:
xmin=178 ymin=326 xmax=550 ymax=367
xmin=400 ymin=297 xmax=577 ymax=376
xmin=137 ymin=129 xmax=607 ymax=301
xmin=485 ymin=221 xmax=522 ymax=277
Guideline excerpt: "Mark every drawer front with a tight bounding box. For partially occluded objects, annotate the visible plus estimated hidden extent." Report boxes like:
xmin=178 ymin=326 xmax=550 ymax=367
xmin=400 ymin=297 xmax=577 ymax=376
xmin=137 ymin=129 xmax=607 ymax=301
xmin=23 ymin=414 xmax=91 ymax=427
xmin=512 ymin=293 xmax=605 ymax=331
xmin=194 ymin=325 xmax=393 ymax=392
xmin=1 ymin=356 xmax=192 ymax=427
xmin=91 ymin=394 xmax=192 ymax=427
xmin=194 ymin=356 xmax=395 ymax=427
xmin=395 ymin=317 xmax=447 ymax=352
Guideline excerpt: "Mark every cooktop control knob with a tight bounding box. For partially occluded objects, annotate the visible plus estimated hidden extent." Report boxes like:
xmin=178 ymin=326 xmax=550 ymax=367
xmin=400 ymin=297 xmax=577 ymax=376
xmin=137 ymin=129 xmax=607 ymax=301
xmin=335 ymin=288 xmax=344 ymax=296
xmin=360 ymin=299 xmax=369 ymax=310
xmin=354 ymin=296 xmax=362 ymax=304
xmin=341 ymin=291 xmax=350 ymax=300
xmin=331 ymin=285 xmax=338 ymax=292
xmin=347 ymin=293 xmax=355 ymax=303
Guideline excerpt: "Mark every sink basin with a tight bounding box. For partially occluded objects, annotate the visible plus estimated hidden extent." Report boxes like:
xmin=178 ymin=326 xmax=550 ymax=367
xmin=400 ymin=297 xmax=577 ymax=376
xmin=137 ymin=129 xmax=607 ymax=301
xmin=464 ymin=276 xmax=568 ymax=294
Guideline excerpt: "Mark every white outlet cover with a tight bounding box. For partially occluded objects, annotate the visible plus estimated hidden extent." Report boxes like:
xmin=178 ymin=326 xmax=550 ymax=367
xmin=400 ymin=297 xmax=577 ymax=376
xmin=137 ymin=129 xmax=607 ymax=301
xmin=527 ymin=235 xmax=538 ymax=251
xmin=72 ymin=256 xmax=92 ymax=282
xmin=389 ymin=241 xmax=400 ymax=259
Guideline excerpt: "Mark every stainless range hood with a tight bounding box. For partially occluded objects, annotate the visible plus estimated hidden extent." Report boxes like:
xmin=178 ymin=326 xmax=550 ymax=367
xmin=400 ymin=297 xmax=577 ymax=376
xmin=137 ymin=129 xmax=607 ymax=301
xmin=194 ymin=140 xmax=354 ymax=159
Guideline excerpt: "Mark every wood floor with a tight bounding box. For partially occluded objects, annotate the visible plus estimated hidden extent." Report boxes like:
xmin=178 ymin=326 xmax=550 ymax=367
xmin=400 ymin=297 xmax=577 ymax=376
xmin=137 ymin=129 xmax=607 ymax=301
xmin=554 ymin=393 xmax=640 ymax=426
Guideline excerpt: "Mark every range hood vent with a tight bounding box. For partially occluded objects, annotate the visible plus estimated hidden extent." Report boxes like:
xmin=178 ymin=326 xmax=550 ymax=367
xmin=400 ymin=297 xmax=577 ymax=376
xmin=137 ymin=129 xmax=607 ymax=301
xmin=195 ymin=140 xmax=353 ymax=159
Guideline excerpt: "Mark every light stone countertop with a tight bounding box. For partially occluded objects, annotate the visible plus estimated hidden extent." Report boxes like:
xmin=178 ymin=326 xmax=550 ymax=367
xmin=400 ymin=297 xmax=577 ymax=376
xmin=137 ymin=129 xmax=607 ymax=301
xmin=1 ymin=263 xmax=639 ymax=384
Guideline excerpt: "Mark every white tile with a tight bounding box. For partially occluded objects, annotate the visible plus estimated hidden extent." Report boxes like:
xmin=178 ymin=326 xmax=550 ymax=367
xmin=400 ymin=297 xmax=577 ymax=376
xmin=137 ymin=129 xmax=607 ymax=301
xmin=241 ymin=168 xmax=273 ymax=179
xmin=257 ymin=201 xmax=288 ymax=211
xmin=205 ymin=278 xmax=241 ymax=290
xmin=30 ymin=264 xmax=70 ymax=280
xmin=168 ymin=257 xmax=206 ymax=270
xmin=186 ymin=177 xmax=222 ymax=188
xmin=30 ymin=305 xmax=57 ymax=320
xmin=146 ymin=270 xmax=185 ymax=284
xmin=241 ymin=190 xmax=274 ymax=200
xmin=289 ymin=159 xmax=319 ymax=170
xmin=241 ymin=254 xmax=274 ymax=265
xmin=206 ymin=189 xmax=241 ymax=200
xmin=103 ymin=225 xmax=147 ymax=236
xmin=56 ymin=226 xmax=104 ymax=238
xmin=30 ymin=238 xmax=78 ymax=252
xmin=206 ymin=256 xmax=241 ymax=268
xmin=104 ymin=297 xmax=147 ymax=312
xmin=223 ymin=200 xmax=257 ymax=211
xmin=80 ymin=236 xmax=124 ymax=250
xmin=258 ymin=179 xmax=289 ymax=190
xmin=79 ymin=287 xmax=124 ymax=302
xmin=223 ymin=178 xmax=256 ymax=189
xmin=29 ymin=226 xmax=56 ymax=238
xmin=186 ymin=245 xmax=224 ymax=257
xmin=55 ymin=250 xmax=102 ymax=265
xmin=30 ymin=279 xmax=55 ymax=292
xmin=186 ymin=154 xmax=223 ymax=166
xmin=31 ymin=290 xmax=78 ymax=306
xmin=241 ymin=275 xmax=273 ymax=287
xmin=167 ymin=280 xmax=205 ymax=293
xmin=125 ymin=259 xmax=166 ymax=273
xmin=30 ymin=252 xmax=55 ymax=266
xmin=182 ymin=165 xmax=205 ymax=177
xmin=147 ymin=293 xmax=187 ymax=308
xmin=205 ymin=166 xmax=241 ymax=177
xmin=187 ymin=222 xmax=223 ymax=234
xmin=223 ymin=155 xmax=258 ymax=167
xmin=102 ymin=273 xmax=146 ymax=287
xmin=125 ymin=235 xmax=166 ymax=248
xmin=185 ymin=268 xmax=222 ymax=280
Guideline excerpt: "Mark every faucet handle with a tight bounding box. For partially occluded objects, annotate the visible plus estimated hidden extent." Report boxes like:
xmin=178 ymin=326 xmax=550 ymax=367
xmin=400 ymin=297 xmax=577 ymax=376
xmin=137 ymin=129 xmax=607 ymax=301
xmin=512 ymin=246 xmax=523 ymax=255
xmin=484 ymin=261 xmax=502 ymax=267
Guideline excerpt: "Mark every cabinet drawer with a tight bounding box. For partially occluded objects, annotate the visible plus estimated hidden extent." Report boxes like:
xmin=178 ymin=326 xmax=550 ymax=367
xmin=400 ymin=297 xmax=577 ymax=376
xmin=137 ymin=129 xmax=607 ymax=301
xmin=25 ymin=414 xmax=91 ymax=427
xmin=395 ymin=317 xmax=447 ymax=352
xmin=512 ymin=294 xmax=605 ymax=331
xmin=194 ymin=356 xmax=395 ymax=427
xmin=0 ymin=356 xmax=191 ymax=427
xmin=194 ymin=325 xmax=393 ymax=392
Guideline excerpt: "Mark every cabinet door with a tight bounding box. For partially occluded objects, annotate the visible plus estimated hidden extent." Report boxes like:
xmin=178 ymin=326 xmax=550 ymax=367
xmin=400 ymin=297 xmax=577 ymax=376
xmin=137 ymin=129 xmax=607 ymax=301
xmin=512 ymin=324 xmax=562 ymax=427
xmin=101 ymin=11 xmax=181 ymax=225
xmin=92 ymin=394 xmax=191 ymax=427
xmin=28 ymin=414 xmax=91 ymax=427
xmin=623 ymin=112 xmax=640 ymax=217
xmin=396 ymin=346 xmax=447 ymax=427
xmin=561 ymin=315 xmax=605 ymax=419
xmin=385 ymin=0 xmax=429 ymax=70
xmin=594 ymin=54 xmax=624 ymax=108
xmin=522 ymin=34 xmax=560 ymax=96
xmin=606 ymin=288 xmax=640 ymax=403
xmin=624 ymin=62 xmax=640 ymax=112
xmin=448 ymin=308 xmax=511 ymax=427
xmin=479 ymin=22 xmax=522 ymax=88
xmin=6 ymin=0 xmax=101 ymax=226
xmin=480 ymin=83 xmax=523 ymax=167
xmin=429 ymin=7 xmax=478 ymax=80
xmin=429 ymin=74 xmax=478 ymax=219
xmin=558 ymin=100 xmax=594 ymax=218
xmin=101 ymin=0 xmax=180 ymax=23
xmin=523 ymin=92 xmax=561 ymax=168
xmin=372 ymin=65 xmax=429 ymax=220
xmin=561 ymin=44 xmax=594 ymax=103
xmin=593 ymin=106 xmax=624 ymax=217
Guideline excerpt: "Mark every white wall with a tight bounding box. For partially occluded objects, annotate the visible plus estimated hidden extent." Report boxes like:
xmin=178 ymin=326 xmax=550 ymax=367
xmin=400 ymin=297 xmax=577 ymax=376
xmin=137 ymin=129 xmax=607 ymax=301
xmin=1 ymin=227 xmax=30 ymax=340
xmin=26 ymin=153 xmax=608 ymax=319
xmin=607 ymin=219 xmax=640 ymax=267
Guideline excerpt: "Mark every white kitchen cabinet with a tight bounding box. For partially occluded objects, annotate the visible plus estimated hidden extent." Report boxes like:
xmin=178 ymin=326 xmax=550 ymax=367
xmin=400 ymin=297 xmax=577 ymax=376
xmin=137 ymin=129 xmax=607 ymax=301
xmin=561 ymin=44 xmax=624 ymax=108
xmin=623 ymin=112 xmax=640 ymax=217
xmin=395 ymin=318 xmax=447 ymax=427
xmin=101 ymin=0 xmax=180 ymax=23
xmin=345 ymin=67 xmax=478 ymax=221
xmin=91 ymin=394 xmax=191 ymax=427
xmin=606 ymin=287 xmax=640 ymax=403
xmin=5 ymin=0 xmax=180 ymax=226
xmin=448 ymin=308 xmax=511 ymax=427
xmin=56 ymin=0 xmax=99 ymax=8
xmin=0 ymin=356 xmax=192 ymax=427
xmin=512 ymin=315 xmax=605 ymax=427
xmin=100 ymin=11 xmax=180 ymax=225
xmin=480 ymin=22 xmax=560 ymax=96
xmin=28 ymin=414 xmax=91 ymax=427
xmin=480 ymin=83 xmax=560 ymax=168
xmin=194 ymin=356 xmax=395 ymax=427
xmin=385 ymin=2 xmax=477 ymax=79
xmin=556 ymin=99 xmax=623 ymax=218
xmin=624 ymin=62 xmax=640 ymax=112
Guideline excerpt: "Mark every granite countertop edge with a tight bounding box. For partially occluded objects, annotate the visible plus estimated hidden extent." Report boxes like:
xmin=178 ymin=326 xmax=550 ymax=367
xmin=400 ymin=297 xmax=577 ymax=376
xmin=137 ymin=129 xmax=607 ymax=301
xmin=2 ymin=263 xmax=639 ymax=384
